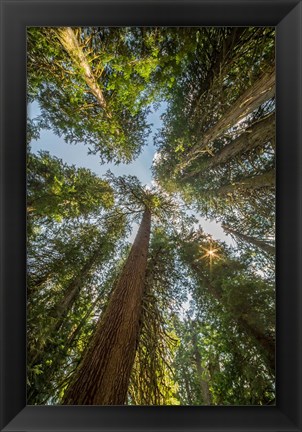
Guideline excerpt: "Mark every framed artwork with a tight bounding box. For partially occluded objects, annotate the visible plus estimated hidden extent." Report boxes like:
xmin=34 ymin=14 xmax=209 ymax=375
xmin=0 ymin=0 xmax=301 ymax=431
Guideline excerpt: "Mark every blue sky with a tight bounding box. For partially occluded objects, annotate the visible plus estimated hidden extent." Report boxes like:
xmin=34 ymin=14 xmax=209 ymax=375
xmin=28 ymin=101 xmax=234 ymax=245
xmin=29 ymin=101 xmax=157 ymax=185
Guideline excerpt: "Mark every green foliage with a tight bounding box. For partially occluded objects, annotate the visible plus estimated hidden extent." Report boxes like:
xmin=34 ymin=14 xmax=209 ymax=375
xmin=153 ymin=27 xmax=275 ymax=272
xmin=27 ymin=151 xmax=114 ymax=222
xmin=27 ymin=27 xmax=152 ymax=163
xmin=128 ymin=228 xmax=189 ymax=405
xmin=173 ymin=229 xmax=275 ymax=405
xmin=27 ymin=26 xmax=276 ymax=406
xmin=27 ymin=203 xmax=129 ymax=404
xmin=105 ymin=172 xmax=178 ymax=223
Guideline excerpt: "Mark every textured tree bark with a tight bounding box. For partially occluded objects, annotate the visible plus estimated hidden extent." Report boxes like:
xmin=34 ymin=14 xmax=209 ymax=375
xmin=223 ymin=225 xmax=275 ymax=256
xmin=55 ymin=27 xmax=109 ymax=115
xmin=215 ymin=168 xmax=275 ymax=196
xmin=207 ymin=112 xmax=275 ymax=168
xmin=198 ymin=68 xmax=275 ymax=150
xmin=184 ymin=112 xmax=275 ymax=179
xmin=63 ymin=208 xmax=151 ymax=405
xmin=180 ymin=67 xmax=275 ymax=171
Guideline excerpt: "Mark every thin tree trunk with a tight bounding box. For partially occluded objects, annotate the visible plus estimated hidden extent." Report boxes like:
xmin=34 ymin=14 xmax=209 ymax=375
xmin=29 ymin=247 xmax=101 ymax=368
xmin=63 ymin=208 xmax=151 ymax=405
xmin=192 ymin=332 xmax=212 ymax=405
xmin=223 ymin=225 xmax=275 ymax=256
xmin=51 ymin=248 xmax=101 ymax=332
xmin=180 ymin=67 xmax=275 ymax=171
xmin=182 ymin=368 xmax=193 ymax=405
xmin=55 ymin=27 xmax=110 ymax=116
xmin=27 ymin=296 xmax=102 ymax=404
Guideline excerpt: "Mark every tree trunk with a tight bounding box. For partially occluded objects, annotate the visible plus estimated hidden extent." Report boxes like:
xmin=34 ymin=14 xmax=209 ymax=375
xmin=192 ymin=332 xmax=212 ymax=405
xmin=215 ymin=168 xmax=275 ymax=196
xmin=27 ymin=296 xmax=102 ymax=404
xmin=182 ymin=367 xmax=193 ymax=405
xmin=237 ymin=317 xmax=275 ymax=372
xmin=184 ymin=112 xmax=275 ymax=179
xmin=55 ymin=27 xmax=110 ymax=115
xmin=199 ymin=68 xmax=275 ymax=149
xmin=189 ymin=262 xmax=275 ymax=373
xmin=208 ymin=112 xmax=275 ymax=168
xmin=63 ymin=208 xmax=151 ymax=405
xmin=223 ymin=225 xmax=275 ymax=256
xmin=189 ymin=28 xmax=247 ymax=117
xmin=180 ymin=67 xmax=275 ymax=171
xmin=51 ymin=248 xmax=100 ymax=332
xmin=28 ymin=247 xmax=102 ymax=368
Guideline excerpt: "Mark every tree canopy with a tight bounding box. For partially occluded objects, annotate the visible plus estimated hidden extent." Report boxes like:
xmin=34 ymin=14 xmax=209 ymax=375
xmin=27 ymin=26 xmax=276 ymax=406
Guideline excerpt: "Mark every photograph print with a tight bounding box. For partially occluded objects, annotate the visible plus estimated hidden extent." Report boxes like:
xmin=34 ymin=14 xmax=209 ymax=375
xmin=27 ymin=27 xmax=275 ymax=405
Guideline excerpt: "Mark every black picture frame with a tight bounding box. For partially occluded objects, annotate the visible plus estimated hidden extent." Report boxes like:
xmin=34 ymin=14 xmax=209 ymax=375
xmin=1 ymin=0 xmax=301 ymax=431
